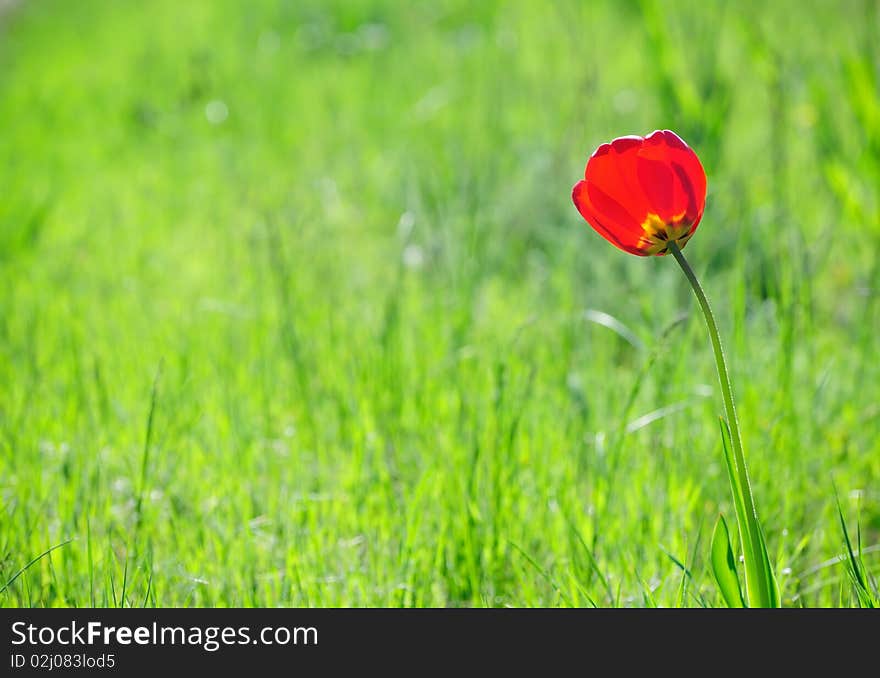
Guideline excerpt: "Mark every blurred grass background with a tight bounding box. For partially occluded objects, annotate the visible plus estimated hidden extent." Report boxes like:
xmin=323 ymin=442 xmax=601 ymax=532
xmin=0 ymin=0 xmax=878 ymax=607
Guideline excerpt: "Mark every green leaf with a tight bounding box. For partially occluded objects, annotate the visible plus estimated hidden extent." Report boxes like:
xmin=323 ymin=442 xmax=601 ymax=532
xmin=710 ymin=514 xmax=745 ymax=608
xmin=752 ymin=520 xmax=781 ymax=608
xmin=718 ymin=418 xmax=781 ymax=607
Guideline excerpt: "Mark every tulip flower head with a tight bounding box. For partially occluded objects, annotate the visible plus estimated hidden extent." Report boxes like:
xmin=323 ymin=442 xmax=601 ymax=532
xmin=572 ymin=130 xmax=707 ymax=256
xmin=570 ymin=131 xmax=780 ymax=606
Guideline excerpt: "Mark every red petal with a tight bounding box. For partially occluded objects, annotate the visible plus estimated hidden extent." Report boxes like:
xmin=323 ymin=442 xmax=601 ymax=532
xmin=572 ymin=180 xmax=648 ymax=256
xmin=583 ymin=136 xmax=651 ymax=226
xmin=636 ymin=155 xmax=676 ymax=220
xmin=638 ymin=130 xmax=707 ymax=224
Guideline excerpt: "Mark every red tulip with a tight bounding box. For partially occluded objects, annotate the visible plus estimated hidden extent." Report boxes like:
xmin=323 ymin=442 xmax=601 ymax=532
xmin=572 ymin=130 xmax=707 ymax=256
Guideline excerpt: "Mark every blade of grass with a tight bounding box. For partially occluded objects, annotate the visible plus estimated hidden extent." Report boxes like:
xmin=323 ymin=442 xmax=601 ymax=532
xmin=710 ymin=514 xmax=745 ymax=608
xmin=134 ymin=361 xmax=163 ymax=535
xmin=0 ymin=538 xmax=74 ymax=596
xmin=834 ymin=490 xmax=877 ymax=607
xmin=509 ymin=541 xmax=579 ymax=608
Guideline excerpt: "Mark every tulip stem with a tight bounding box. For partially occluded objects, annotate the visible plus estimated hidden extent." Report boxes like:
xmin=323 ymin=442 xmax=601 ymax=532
xmin=666 ymin=240 xmax=778 ymax=607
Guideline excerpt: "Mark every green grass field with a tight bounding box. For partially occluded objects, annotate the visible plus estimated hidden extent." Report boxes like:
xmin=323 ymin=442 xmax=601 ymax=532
xmin=1 ymin=0 xmax=878 ymax=607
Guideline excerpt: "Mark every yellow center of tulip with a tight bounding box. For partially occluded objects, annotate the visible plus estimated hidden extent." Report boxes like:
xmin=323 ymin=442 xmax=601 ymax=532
xmin=639 ymin=212 xmax=693 ymax=255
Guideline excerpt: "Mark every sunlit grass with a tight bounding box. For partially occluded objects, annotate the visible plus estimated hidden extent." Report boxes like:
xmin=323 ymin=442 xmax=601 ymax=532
xmin=1 ymin=0 xmax=878 ymax=607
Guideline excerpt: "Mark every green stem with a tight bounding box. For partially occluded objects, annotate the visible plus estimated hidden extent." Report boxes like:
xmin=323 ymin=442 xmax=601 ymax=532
xmin=667 ymin=240 xmax=777 ymax=607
